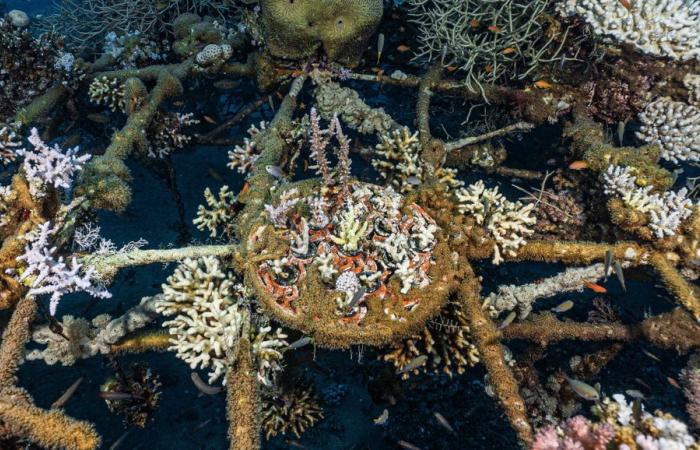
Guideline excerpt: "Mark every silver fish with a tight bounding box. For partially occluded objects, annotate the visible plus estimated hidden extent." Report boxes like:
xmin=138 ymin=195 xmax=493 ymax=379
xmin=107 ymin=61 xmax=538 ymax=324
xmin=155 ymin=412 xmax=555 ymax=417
xmin=377 ymin=33 xmax=385 ymax=64
xmin=641 ymin=349 xmax=661 ymax=362
xmin=373 ymin=409 xmax=389 ymax=425
xmin=498 ymin=311 xmax=517 ymax=329
xmin=614 ymin=261 xmax=626 ymax=291
xmin=347 ymin=287 xmax=367 ymax=310
xmin=564 ymin=376 xmax=600 ymax=401
xmin=268 ymin=95 xmax=276 ymax=113
xmin=407 ymin=176 xmax=421 ymax=186
xmin=433 ymin=412 xmax=456 ymax=435
xmin=398 ymin=441 xmax=422 ymax=450
xmin=191 ymin=372 xmax=223 ymax=395
xmin=396 ymin=355 xmax=428 ymax=375
xmin=482 ymin=197 xmax=491 ymax=217
xmin=604 ymin=249 xmax=613 ymax=280
xmin=625 ymin=389 xmax=646 ymax=400
xmin=617 ymin=120 xmax=626 ymax=147
xmin=109 ymin=430 xmax=130 ymax=450
xmin=287 ymin=336 xmax=312 ymax=350
xmin=99 ymin=391 xmax=144 ymax=401
xmin=440 ymin=44 xmax=448 ymax=65
xmin=551 ymin=300 xmax=574 ymax=313
xmin=51 ymin=376 xmax=84 ymax=409
xmin=266 ymin=165 xmax=284 ymax=179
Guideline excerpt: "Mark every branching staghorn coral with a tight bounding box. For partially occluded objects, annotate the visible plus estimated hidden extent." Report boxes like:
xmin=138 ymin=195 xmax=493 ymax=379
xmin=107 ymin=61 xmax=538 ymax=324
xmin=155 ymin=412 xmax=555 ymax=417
xmin=41 ymin=0 xmax=233 ymax=47
xmin=155 ymin=256 xmax=288 ymax=385
xmin=455 ymin=180 xmax=536 ymax=264
xmin=88 ymin=76 xmax=125 ymax=112
xmin=227 ymin=122 xmax=267 ymax=175
xmin=193 ymin=185 xmax=239 ymax=238
xmin=0 ymin=125 xmax=21 ymax=165
xmin=382 ymin=299 xmax=480 ymax=378
xmin=408 ymin=0 xmax=562 ymax=93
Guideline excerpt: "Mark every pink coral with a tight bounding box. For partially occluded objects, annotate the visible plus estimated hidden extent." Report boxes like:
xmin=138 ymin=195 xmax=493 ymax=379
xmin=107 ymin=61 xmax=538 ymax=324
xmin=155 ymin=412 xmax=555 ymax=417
xmin=531 ymin=416 xmax=614 ymax=450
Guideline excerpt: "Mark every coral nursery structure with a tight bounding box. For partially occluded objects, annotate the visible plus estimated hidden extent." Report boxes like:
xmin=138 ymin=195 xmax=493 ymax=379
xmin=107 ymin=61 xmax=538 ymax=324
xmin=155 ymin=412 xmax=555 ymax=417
xmin=1 ymin=1 xmax=700 ymax=449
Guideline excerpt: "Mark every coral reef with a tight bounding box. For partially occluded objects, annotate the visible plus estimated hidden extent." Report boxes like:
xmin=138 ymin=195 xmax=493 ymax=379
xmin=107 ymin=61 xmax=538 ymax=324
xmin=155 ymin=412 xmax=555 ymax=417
xmin=1 ymin=2 xmax=700 ymax=449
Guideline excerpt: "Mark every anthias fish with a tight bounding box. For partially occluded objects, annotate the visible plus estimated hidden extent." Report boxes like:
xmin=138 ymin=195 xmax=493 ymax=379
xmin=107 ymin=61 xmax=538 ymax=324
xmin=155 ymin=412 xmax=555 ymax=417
xmin=564 ymin=376 xmax=600 ymax=401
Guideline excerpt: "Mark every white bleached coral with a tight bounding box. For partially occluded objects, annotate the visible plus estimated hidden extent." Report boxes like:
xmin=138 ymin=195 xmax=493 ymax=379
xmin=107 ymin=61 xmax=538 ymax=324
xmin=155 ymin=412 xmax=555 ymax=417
xmin=265 ymin=188 xmax=300 ymax=229
xmin=0 ymin=124 xmax=21 ymax=164
xmin=195 ymin=43 xmax=233 ymax=67
xmin=16 ymin=128 xmax=91 ymax=198
xmin=483 ymin=263 xmax=608 ymax=319
xmin=193 ymin=185 xmax=238 ymax=238
xmin=455 ymin=181 xmax=535 ymax=264
xmin=88 ymin=76 xmax=125 ymax=112
xmin=603 ymin=165 xmax=695 ymax=238
xmin=684 ymin=73 xmax=700 ymax=105
xmin=559 ymin=0 xmax=700 ymax=61
xmin=25 ymin=295 xmax=160 ymax=366
xmin=15 ymin=221 xmax=111 ymax=315
xmin=372 ymin=126 xmax=464 ymax=193
xmin=156 ymin=256 xmax=288 ymax=385
xmin=636 ymin=97 xmax=700 ymax=163
xmin=227 ymin=122 xmax=267 ymax=174
xmin=373 ymin=127 xmax=423 ymax=193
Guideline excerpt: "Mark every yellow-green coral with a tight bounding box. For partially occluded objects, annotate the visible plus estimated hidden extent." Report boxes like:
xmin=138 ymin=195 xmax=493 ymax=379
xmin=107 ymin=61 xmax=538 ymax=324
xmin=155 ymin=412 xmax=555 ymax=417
xmin=260 ymin=0 xmax=383 ymax=65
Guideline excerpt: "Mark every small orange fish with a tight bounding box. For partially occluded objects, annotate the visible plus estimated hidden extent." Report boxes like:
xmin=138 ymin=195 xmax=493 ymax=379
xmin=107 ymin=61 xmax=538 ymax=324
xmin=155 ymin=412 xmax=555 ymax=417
xmin=202 ymin=115 xmax=217 ymax=124
xmin=240 ymin=181 xmax=251 ymax=196
xmin=484 ymin=64 xmax=493 ymax=74
xmin=618 ymin=0 xmax=631 ymax=10
xmin=469 ymin=19 xmax=480 ymax=28
xmin=488 ymin=25 xmax=501 ymax=33
xmin=446 ymin=65 xmax=458 ymax=72
xmin=569 ymin=160 xmax=589 ymax=170
xmin=584 ymin=281 xmax=607 ymax=294
xmin=534 ymin=80 xmax=553 ymax=89
xmin=667 ymin=377 xmax=681 ymax=389
xmin=397 ymin=44 xmax=411 ymax=52
xmin=502 ymin=47 xmax=516 ymax=55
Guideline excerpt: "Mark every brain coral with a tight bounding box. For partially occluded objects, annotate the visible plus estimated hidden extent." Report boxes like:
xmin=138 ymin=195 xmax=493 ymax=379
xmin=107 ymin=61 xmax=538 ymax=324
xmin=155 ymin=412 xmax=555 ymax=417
xmin=260 ymin=0 xmax=383 ymax=65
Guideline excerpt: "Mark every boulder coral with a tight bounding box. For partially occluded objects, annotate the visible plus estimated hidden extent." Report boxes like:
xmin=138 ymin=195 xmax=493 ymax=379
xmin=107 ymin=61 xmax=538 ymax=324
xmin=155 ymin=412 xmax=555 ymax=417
xmin=260 ymin=0 xmax=383 ymax=65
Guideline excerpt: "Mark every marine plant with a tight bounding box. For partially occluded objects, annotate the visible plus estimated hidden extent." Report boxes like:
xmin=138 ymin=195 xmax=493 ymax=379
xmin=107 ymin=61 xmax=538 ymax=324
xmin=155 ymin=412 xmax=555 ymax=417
xmin=0 ymin=1 xmax=700 ymax=449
